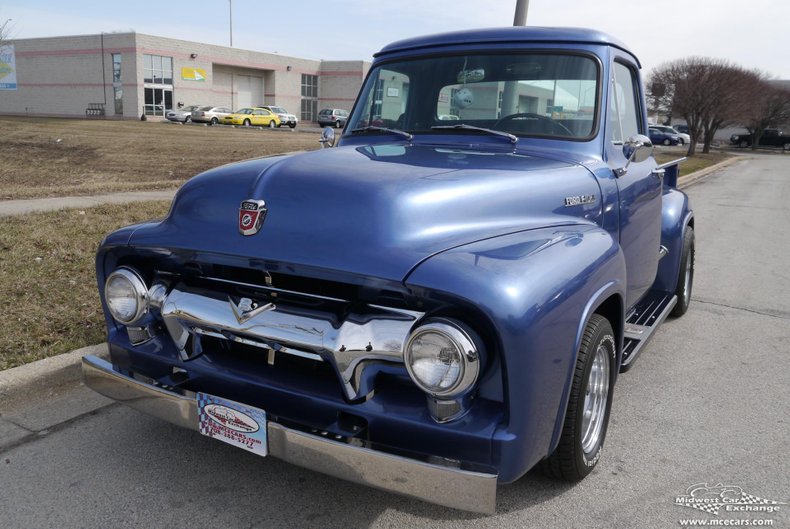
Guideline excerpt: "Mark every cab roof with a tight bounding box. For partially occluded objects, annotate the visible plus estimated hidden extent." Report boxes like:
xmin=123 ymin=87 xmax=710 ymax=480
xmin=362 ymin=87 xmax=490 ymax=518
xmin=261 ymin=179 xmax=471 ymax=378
xmin=375 ymin=26 xmax=639 ymax=66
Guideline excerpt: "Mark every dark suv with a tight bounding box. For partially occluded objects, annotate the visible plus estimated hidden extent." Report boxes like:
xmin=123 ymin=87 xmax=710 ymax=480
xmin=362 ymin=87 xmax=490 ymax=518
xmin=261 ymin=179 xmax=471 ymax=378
xmin=317 ymin=108 xmax=349 ymax=128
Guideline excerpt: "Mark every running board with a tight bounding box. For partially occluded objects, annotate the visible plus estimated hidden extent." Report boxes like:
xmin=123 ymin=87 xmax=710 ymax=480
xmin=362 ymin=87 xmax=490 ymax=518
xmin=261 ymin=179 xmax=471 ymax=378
xmin=620 ymin=292 xmax=677 ymax=372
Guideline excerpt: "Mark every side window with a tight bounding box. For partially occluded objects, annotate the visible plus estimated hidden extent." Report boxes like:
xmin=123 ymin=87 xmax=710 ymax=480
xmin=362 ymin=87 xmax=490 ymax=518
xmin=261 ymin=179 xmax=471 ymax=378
xmin=609 ymin=61 xmax=641 ymax=144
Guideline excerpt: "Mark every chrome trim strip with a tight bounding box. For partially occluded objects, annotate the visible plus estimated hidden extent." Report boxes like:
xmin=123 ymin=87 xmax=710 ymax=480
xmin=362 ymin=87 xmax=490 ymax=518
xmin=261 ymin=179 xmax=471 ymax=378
xmin=200 ymin=275 xmax=349 ymax=303
xmin=161 ymin=287 xmax=423 ymax=400
xmin=81 ymin=355 xmax=497 ymax=514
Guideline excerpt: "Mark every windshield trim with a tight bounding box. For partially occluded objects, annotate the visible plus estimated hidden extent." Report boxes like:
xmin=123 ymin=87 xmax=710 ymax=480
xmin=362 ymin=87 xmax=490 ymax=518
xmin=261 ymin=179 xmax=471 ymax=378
xmin=344 ymin=49 xmax=603 ymax=144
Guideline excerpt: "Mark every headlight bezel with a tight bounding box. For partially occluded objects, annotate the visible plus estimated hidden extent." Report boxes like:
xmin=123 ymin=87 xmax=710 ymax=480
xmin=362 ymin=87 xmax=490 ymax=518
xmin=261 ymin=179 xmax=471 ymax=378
xmin=404 ymin=319 xmax=481 ymax=399
xmin=104 ymin=267 xmax=149 ymax=325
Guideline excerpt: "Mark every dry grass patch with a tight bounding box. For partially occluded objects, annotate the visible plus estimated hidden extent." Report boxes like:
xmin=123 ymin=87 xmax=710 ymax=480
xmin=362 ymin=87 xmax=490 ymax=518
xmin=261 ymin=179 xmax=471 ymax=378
xmin=0 ymin=201 xmax=171 ymax=370
xmin=0 ymin=117 xmax=320 ymax=200
xmin=654 ymin=150 xmax=733 ymax=177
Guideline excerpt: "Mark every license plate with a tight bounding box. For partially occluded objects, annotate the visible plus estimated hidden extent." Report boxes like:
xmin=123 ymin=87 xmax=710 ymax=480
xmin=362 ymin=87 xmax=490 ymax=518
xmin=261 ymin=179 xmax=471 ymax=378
xmin=197 ymin=392 xmax=268 ymax=457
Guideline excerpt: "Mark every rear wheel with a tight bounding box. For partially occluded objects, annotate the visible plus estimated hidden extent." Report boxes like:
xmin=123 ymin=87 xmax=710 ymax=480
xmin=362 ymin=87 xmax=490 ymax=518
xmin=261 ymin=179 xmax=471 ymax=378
xmin=540 ymin=314 xmax=616 ymax=481
xmin=289 ymin=122 xmax=296 ymax=129
xmin=739 ymin=140 xmax=749 ymax=148
xmin=185 ymin=116 xmax=192 ymax=123
xmin=663 ymin=138 xmax=671 ymax=146
xmin=243 ymin=119 xmax=251 ymax=127
xmin=210 ymin=117 xmax=218 ymax=125
xmin=269 ymin=120 xmax=276 ymax=128
xmin=671 ymin=227 xmax=695 ymax=317
xmin=335 ymin=120 xmax=342 ymax=128
xmin=783 ymin=142 xmax=790 ymax=151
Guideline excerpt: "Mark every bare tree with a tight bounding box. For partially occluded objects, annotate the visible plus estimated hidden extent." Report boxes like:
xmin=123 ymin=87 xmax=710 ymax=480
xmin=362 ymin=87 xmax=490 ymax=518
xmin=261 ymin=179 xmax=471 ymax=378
xmin=741 ymin=83 xmax=790 ymax=150
xmin=0 ymin=17 xmax=10 ymax=47
xmin=648 ymin=58 xmax=758 ymax=155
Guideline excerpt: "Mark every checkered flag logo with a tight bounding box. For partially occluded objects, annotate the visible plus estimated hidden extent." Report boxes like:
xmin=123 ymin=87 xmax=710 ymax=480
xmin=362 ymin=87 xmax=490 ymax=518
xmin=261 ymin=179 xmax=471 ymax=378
xmin=675 ymin=483 xmax=786 ymax=517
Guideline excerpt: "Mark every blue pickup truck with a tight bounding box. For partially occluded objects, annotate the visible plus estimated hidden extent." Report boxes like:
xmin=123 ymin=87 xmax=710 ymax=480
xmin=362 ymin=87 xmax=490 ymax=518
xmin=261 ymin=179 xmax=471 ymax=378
xmin=83 ymin=27 xmax=694 ymax=514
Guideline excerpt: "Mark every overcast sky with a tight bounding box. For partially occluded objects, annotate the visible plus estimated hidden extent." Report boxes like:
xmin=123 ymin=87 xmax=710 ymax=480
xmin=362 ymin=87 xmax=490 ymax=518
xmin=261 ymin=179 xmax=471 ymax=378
xmin=2 ymin=0 xmax=788 ymax=78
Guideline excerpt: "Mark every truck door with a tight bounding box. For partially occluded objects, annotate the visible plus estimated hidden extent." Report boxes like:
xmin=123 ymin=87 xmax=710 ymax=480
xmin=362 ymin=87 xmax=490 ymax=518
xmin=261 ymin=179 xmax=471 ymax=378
xmin=606 ymin=59 xmax=662 ymax=309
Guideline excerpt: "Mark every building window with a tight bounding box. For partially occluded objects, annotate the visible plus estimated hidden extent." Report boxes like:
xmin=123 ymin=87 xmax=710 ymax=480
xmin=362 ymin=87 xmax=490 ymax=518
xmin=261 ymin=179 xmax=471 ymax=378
xmin=114 ymin=87 xmax=123 ymax=115
xmin=112 ymin=53 xmax=122 ymax=83
xmin=301 ymin=74 xmax=318 ymax=120
xmin=144 ymin=54 xmax=173 ymax=85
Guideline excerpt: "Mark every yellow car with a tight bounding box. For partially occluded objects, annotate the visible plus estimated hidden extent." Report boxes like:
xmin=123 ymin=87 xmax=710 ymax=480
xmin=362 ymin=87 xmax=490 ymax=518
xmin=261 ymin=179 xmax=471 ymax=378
xmin=223 ymin=107 xmax=281 ymax=128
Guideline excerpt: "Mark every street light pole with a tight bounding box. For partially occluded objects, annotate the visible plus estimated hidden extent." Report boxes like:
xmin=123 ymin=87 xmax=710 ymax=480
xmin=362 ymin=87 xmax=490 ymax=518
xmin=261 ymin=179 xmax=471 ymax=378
xmin=514 ymin=0 xmax=529 ymax=26
xmin=229 ymin=0 xmax=233 ymax=47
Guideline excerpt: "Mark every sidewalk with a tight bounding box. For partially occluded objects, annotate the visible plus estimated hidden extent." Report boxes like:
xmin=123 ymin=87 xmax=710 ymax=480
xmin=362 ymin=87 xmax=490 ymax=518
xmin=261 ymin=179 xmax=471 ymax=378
xmin=0 ymin=190 xmax=177 ymax=217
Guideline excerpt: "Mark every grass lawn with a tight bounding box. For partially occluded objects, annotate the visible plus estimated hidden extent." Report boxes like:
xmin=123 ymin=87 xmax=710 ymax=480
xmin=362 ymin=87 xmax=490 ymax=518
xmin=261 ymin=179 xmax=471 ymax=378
xmin=0 ymin=117 xmax=320 ymax=200
xmin=653 ymin=149 xmax=733 ymax=177
xmin=0 ymin=201 xmax=171 ymax=370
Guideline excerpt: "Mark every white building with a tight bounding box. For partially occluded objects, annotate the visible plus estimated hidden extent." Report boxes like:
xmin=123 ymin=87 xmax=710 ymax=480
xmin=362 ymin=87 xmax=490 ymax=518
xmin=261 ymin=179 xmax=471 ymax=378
xmin=0 ymin=32 xmax=369 ymax=122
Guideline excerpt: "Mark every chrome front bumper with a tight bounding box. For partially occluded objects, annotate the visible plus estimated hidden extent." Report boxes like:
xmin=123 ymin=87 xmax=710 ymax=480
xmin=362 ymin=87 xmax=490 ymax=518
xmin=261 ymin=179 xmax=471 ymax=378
xmin=82 ymin=354 xmax=497 ymax=513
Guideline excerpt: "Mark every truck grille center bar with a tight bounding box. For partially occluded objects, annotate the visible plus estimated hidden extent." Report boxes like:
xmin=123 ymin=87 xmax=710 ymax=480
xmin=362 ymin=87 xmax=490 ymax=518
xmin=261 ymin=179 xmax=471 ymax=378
xmin=160 ymin=286 xmax=424 ymax=400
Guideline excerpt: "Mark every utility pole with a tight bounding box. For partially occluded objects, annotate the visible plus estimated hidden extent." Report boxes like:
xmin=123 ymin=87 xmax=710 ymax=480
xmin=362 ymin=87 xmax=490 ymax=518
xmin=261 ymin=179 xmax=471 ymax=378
xmin=502 ymin=0 xmax=529 ymax=116
xmin=513 ymin=0 xmax=529 ymax=26
xmin=229 ymin=0 xmax=233 ymax=47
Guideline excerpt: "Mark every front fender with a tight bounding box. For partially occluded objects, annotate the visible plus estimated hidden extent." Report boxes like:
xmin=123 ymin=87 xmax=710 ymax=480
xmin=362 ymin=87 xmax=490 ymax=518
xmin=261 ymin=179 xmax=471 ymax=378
xmin=405 ymin=224 xmax=626 ymax=482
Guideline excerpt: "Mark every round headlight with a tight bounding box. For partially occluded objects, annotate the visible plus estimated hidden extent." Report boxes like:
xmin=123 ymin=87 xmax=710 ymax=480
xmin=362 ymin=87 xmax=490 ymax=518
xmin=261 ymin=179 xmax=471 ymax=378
xmin=105 ymin=268 xmax=148 ymax=324
xmin=404 ymin=321 xmax=480 ymax=398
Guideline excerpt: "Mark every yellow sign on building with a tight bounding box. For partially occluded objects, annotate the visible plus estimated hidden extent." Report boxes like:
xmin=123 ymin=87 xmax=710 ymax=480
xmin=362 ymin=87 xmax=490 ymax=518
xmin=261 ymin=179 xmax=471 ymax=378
xmin=181 ymin=67 xmax=207 ymax=82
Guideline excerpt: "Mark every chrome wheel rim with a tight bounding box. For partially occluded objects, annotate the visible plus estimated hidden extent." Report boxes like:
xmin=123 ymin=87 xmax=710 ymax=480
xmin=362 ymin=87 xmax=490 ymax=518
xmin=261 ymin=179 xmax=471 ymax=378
xmin=581 ymin=344 xmax=610 ymax=454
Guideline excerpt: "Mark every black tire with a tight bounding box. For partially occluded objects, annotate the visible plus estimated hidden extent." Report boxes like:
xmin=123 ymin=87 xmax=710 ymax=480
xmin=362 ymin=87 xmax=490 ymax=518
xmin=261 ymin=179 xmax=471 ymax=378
xmin=243 ymin=119 xmax=251 ymax=127
xmin=269 ymin=120 xmax=276 ymax=128
xmin=739 ymin=140 xmax=749 ymax=148
xmin=671 ymin=227 xmax=695 ymax=317
xmin=210 ymin=117 xmax=218 ymax=125
xmin=335 ymin=120 xmax=342 ymax=129
xmin=185 ymin=116 xmax=192 ymax=123
xmin=319 ymin=123 xmax=325 ymax=128
xmin=783 ymin=142 xmax=790 ymax=151
xmin=663 ymin=138 xmax=671 ymax=146
xmin=289 ymin=122 xmax=296 ymax=129
xmin=540 ymin=314 xmax=616 ymax=481
xmin=679 ymin=138 xmax=685 ymax=145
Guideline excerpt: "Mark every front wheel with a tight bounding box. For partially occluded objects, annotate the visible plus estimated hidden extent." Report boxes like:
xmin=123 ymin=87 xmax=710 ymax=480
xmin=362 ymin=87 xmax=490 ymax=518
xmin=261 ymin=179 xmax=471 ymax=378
xmin=210 ymin=117 xmax=218 ymax=125
xmin=243 ymin=119 xmax=251 ymax=127
xmin=184 ymin=116 xmax=192 ymax=123
xmin=335 ymin=120 xmax=342 ymax=128
xmin=540 ymin=314 xmax=616 ymax=481
xmin=739 ymin=140 xmax=749 ymax=148
xmin=783 ymin=142 xmax=790 ymax=151
xmin=289 ymin=122 xmax=296 ymax=129
xmin=671 ymin=227 xmax=695 ymax=317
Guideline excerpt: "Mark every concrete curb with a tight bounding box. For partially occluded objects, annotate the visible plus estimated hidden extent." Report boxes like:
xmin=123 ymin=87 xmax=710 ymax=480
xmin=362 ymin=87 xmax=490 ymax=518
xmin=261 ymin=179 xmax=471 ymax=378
xmin=0 ymin=344 xmax=108 ymax=406
xmin=0 ymin=153 xmax=744 ymax=404
xmin=678 ymin=154 xmax=744 ymax=189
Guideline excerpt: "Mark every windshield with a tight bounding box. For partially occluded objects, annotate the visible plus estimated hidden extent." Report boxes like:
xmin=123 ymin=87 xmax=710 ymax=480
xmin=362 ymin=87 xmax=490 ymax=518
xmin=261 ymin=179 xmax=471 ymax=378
xmin=270 ymin=107 xmax=285 ymax=113
xmin=346 ymin=53 xmax=599 ymax=140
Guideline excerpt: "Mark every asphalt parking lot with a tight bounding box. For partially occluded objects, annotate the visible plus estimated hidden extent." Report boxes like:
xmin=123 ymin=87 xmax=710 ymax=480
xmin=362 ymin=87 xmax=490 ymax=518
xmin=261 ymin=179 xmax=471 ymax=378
xmin=0 ymin=154 xmax=788 ymax=528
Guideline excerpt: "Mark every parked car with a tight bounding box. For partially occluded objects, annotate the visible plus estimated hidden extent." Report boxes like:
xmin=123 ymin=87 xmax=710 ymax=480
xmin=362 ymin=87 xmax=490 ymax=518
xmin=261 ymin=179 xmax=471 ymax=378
xmin=262 ymin=105 xmax=298 ymax=128
xmin=730 ymin=128 xmax=790 ymax=150
xmin=223 ymin=107 xmax=281 ymax=128
xmin=651 ymin=124 xmax=690 ymax=145
xmin=649 ymin=126 xmax=682 ymax=146
xmin=83 ymin=26 xmax=694 ymax=514
xmin=674 ymin=124 xmax=689 ymax=134
xmin=317 ymin=108 xmax=349 ymax=128
xmin=191 ymin=106 xmax=233 ymax=125
xmin=165 ymin=105 xmax=200 ymax=123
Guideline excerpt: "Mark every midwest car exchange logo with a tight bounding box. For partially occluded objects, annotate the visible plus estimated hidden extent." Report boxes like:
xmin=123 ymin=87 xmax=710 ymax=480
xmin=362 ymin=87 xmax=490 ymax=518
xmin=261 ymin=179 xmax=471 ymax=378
xmin=675 ymin=483 xmax=785 ymax=516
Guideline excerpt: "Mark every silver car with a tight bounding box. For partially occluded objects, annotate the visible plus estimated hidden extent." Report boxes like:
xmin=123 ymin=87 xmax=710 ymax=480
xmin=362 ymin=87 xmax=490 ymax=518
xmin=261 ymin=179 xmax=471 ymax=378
xmin=191 ymin=106 xmax=233 ymax=125
xmin=262 ymin=105 xmax=298 ymax=128
xmin=165 ymin=105 xmax=200 ymax=123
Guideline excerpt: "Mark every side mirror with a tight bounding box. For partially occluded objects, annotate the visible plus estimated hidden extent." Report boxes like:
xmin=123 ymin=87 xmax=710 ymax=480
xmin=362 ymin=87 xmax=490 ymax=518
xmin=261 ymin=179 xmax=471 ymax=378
xmin=319 ymin=127 xmax=336 ymax=148
xmin=616 ymin=134 xmax=653 ymax=177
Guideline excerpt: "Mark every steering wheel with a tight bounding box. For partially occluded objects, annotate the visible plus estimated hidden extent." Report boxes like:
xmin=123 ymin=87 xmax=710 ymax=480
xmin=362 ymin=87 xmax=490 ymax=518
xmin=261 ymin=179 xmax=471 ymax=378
xmin=493 ymin=112 xmax=573 ymax=137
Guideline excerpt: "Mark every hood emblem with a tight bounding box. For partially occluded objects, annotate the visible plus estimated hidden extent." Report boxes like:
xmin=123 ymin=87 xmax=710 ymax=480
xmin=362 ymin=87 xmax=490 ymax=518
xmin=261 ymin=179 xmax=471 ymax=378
xmin=239 ymin=199 xmax=267 ymax=235
xmin=229 ymin=297 xmax=274 ymax=324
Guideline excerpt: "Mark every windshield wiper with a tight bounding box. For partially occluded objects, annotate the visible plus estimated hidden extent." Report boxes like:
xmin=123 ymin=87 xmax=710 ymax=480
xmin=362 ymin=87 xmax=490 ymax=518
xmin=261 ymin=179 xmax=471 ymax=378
xmin=350 ymin=125 xmax=413 ymax=141
xmin=431 ymin=124 xmax=517 ymax=144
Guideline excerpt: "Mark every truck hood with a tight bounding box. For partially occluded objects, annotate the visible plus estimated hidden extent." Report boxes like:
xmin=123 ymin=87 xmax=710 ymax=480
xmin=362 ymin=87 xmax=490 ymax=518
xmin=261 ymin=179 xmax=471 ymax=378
xmin=128 ymin=143 xmax=602 ymax=282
